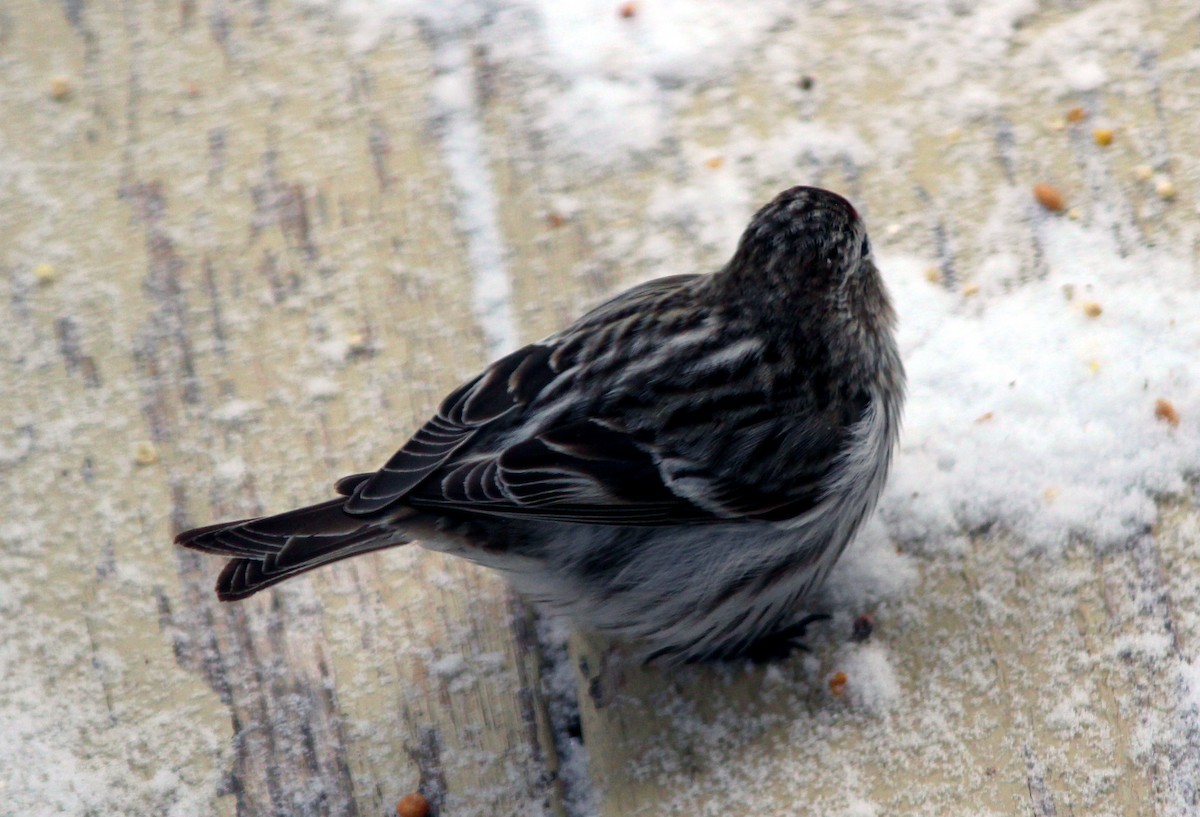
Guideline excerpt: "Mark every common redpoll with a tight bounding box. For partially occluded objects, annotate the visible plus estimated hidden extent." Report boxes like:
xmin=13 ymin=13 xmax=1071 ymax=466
xmin=177 ymin=186 xmax=904 ymax=664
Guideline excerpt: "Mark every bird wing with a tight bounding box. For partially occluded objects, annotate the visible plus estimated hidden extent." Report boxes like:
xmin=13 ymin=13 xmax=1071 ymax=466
xmin=345 ymin=274 xmax=856 ymax=525
xmin=343 ymin=340 xmax=560 ymax=513
xmin=400 ymin=415 xmax=839 ymax=525
xmin=344 ymin=274 xmax=696 ymax=516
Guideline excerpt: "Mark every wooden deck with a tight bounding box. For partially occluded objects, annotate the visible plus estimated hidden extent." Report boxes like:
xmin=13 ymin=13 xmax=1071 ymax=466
xmin=2 ymin=1 xmax=1197 ymax=815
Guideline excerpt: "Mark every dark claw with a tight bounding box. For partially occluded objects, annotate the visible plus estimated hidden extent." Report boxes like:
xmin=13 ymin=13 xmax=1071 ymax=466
xmin=739 ymin=613 xmax=831 ymax=664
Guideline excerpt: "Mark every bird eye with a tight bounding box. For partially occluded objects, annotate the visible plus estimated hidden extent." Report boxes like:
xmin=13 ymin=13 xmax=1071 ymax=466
xmin=859 ymin=236 xmax=870 ymax=258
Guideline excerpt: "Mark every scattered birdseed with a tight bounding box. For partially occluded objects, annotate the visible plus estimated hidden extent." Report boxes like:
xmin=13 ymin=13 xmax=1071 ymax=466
xmin=134 ymin=441 xmax=160 ymax=466
xmin=49 ymin=76 xmax=72 ymax=101
xmin=34 ymin=263 xmax=57 ymax=284
xmin=1155 ymin=179 xmax=1177 ymax=201
xmin=396 ymin=792 xmax=430 ymax=817
xmin=1033 ymin=183 xmax=1066 ymax=212
xmin=852 ymin=615 xmax=875 ymax=642
xmin=829 ymin=672 xmax=849 ymax=697
xmin=1155 ymin=398 xmax=1180 ymax=428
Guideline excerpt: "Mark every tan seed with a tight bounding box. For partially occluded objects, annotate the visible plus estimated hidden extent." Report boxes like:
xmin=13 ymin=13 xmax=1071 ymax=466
xmin=1155 ymin=179 xmax=1177 ymax=201
xmin=49 ymin=76 xmax=72 ymax=101
xmin=1033 ymin=183 xmax=1066 ymax=212
xmin=1155 ymin=398 xmax=1180 ymax=428
xmin=829 ymin=672 xmax=848 ymax=697
xmin=134 ymin=441 xmax=160 ymax=466
xmin=34 ymin=263 xmax=57 ymax=284
xmin=396 ymin=792 xmax=430 ymax=817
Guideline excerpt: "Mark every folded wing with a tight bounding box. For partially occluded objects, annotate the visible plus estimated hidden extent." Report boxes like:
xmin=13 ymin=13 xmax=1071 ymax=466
xmin=343 ymin=274 xmax=856 ymax=527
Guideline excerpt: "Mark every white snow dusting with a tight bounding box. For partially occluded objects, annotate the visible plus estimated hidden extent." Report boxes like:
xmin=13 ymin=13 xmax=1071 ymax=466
xmin=429 ymin=40 xmax=520 ymax=356
xmin=885 ymin=223 xmax=1200 ymax=551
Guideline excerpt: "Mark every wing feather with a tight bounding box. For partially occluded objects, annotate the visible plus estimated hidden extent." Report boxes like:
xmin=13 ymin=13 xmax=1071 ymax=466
xmin=343 ymin=272 xmax=857 ymax=527
xmin=345 ymin=343 xmax=558 ymax=513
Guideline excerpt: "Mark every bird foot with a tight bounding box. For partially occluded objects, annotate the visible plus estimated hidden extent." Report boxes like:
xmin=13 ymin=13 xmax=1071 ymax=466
xmin=739 ymin=613 xmax=831 ymax=663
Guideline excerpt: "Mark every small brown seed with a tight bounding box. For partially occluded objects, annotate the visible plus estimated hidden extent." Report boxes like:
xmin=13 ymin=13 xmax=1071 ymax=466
xmin=1033 ymin=183 xmax=1066 ymax=212
xmin=852 ymin=614 xmax=875 ymax=642
xmin=396 ymin=792 xmax=430 ymax=817
xmin=49 ymin=76 xmax=72 ymax=101
xmin=1155 ymin=398 xmax=1180 ymax=428
xmin=829 ymin=672 xmax=848 ymax=697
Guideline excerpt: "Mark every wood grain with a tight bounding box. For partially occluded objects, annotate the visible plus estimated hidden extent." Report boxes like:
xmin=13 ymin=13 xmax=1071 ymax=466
xmin=549 ymin=4 xmax=1200 ymax=816
xmin=2 ymin=1 xmax=1197 ymax=816
xmin=1 ymin=2 xmax=561 ymax=815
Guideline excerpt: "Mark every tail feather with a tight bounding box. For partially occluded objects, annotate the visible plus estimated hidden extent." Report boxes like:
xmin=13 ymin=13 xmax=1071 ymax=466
xmin=172 ymin=518 xmax=261 ymax=555
xmin=334 ymin=472 xmax=372 ymax=496
xmin=176 ymin=497 xmax=409 ymax=601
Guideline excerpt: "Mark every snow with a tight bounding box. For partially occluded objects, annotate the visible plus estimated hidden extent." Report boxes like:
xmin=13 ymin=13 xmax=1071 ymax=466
xmin=885 ymin=230 xmax=1199 ymax=552
xmin=428 ymin=39 xmax=520 ymax=356
xmin=829 ymin=643 xmax=903 ymax=714
xmin=1184 ymin=657 xmax=1200 ymax=715
xmin=331 ymin=0 xmax=1195 ymax=809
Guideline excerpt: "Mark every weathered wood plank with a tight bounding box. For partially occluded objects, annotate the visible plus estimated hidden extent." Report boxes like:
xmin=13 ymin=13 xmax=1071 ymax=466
xmin=4 ymin=0 xmax=1198 ymax=815
xmin=1 ymin=2 xmax=561 ymax=815
xmin=553 ymin=1 xmax=1200 ymax=815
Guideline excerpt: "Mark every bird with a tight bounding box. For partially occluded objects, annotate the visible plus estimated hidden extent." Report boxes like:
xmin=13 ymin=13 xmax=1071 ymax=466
xmin=176 ymin=185 xmax=904 ymax=664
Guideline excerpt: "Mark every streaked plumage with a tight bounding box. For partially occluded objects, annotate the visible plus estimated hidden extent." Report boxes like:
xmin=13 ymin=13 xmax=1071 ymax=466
xmin=177 ymin=186 xmax=904 ymax=663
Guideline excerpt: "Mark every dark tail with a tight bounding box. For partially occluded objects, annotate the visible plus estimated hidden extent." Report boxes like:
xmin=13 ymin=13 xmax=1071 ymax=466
xmin=176 ymin=482 xmax=408 ymax=600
